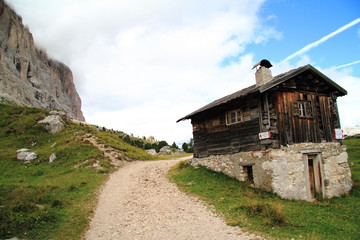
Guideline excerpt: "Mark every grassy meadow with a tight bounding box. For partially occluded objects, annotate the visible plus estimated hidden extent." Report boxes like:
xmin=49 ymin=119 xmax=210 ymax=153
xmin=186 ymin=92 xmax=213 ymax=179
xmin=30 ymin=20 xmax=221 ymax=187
xmin=0 ymin=103 xmax=155 ymax=239
xmin=1 ymin=102 xmax=358 ymax=240
xmin=169 ymin=136 xmax=360 ymax=240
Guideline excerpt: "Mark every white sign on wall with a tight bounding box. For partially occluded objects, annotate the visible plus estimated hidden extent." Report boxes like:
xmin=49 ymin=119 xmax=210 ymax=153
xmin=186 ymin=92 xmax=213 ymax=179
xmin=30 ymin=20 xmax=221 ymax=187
xmin=259 ymin=131 xmax=271 ymax=140
xmin=334 ymin=129 xmax=344 ymax=140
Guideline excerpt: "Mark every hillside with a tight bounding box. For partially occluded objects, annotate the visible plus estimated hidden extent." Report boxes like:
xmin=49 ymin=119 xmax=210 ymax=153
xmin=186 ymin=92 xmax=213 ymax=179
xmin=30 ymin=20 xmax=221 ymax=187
xmin=0 ymin=103 xmax=155 ymax=239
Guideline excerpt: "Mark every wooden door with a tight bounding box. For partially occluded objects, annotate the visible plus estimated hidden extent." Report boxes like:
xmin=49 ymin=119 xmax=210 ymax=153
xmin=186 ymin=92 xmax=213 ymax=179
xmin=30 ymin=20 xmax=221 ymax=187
xmin=308 ymin=158 xmax=315 ymax=198
xmin=307 ymin=155 xmax=323 ymax=199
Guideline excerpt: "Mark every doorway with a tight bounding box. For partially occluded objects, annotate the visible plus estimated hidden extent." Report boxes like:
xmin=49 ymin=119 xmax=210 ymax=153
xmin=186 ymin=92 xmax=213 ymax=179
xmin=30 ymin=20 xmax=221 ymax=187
xmin=306 ymin=154 xmax=324 ymax=199
xmin=243 ymin=165 xmax=254 ymax=184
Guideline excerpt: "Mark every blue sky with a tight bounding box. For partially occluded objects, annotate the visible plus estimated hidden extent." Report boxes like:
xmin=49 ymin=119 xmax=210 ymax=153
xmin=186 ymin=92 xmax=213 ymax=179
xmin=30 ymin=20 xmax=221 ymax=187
xmin=229 ymin=0 xmax=358 ymax=71
xmin=253 ymin=0 xmax=360 ymax=73
xmin=8 ymin=0 xmax=360 ymax=144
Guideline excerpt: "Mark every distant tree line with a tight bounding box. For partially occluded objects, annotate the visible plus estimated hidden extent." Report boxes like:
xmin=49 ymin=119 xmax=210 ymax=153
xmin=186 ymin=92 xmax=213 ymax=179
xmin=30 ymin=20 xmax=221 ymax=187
xmin=121 ymin=135 xmax=171 ymax=153
xmin=97 ymin=125 xmax=193 ymax=153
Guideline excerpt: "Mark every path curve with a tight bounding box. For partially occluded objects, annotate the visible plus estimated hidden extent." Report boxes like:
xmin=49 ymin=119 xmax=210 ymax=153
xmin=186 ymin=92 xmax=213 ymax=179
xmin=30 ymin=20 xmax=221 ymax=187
xmin=85 ymin=158 xmax=259 ymax=240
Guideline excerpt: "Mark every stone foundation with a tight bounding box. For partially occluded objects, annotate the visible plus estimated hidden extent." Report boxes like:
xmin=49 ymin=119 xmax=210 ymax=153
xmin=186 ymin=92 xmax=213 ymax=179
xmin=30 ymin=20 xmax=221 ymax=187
xmin=190 ymin=142 xmax=352 ymax=201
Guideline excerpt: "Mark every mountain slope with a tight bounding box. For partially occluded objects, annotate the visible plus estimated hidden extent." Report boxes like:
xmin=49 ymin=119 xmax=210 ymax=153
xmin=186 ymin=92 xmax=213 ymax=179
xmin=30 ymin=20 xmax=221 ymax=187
xmin=0 ymin=0 xmax=84 ymax=120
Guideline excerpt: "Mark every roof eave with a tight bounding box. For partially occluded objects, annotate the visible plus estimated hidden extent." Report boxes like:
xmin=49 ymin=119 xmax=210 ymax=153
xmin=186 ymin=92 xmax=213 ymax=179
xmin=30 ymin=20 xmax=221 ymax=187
xmin=259 ymin=64 xmax=347 ymax=96
xmin=176 ymin=85 xmax=259 ymax=122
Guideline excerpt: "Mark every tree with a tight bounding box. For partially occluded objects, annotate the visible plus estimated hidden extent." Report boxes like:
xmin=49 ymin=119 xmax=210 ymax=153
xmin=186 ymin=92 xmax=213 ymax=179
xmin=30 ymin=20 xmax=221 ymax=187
xmin=158 ymin=140 xmax=168 ymax=148
xmin=181 ymin=139 xmax=194 ymax=153
xmin=123 ymin=135 xmax=131 ymax=143
xmin=188 ymin=138 xmax=194 ymax=153
xmin=182 ymin=142 xmax=188 ymax=152
xmin=144 ymin=143 xmax=153 ymax=150
xmin=153 ymin=140 xmax=169 ymax=152
xmin=171 ymin=142 xmax=179 ymax=149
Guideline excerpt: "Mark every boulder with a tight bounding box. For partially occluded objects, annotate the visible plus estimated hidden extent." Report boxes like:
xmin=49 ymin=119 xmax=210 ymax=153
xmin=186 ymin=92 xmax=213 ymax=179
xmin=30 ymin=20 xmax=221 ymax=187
xmin=146 ymin=149 xmax=157 ymax=156
xmin=175 ymin=149 xmax=186 ymax=155
xmin=159 ymin=146 xmax=173 ymax=155
xmin=38 ymin=115 xmax=65 ymax=134
xmin=49 ymin=110 xmax=69 ymax=120
xmin=49 ymin=153 xmax=56 ymax=163
xmin=16 ymin=150 xmax=37 ymax=163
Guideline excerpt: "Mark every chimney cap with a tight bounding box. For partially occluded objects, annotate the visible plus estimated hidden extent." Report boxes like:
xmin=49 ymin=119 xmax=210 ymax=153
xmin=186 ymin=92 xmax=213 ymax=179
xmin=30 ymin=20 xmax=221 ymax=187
xmin=252 ymin=59 xmax=273 ymax=69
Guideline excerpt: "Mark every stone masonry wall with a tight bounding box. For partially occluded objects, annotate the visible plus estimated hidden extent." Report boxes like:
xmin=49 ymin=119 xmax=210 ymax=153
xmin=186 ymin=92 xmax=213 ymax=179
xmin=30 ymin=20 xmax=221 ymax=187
xmin=190 ymin=142 xmax=352 ymax=201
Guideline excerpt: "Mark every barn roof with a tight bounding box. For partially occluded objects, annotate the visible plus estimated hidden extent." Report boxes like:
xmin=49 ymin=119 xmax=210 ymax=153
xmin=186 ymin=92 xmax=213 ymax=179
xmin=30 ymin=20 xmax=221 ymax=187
xmin=177 ymin=64 xmax=347 ymax=122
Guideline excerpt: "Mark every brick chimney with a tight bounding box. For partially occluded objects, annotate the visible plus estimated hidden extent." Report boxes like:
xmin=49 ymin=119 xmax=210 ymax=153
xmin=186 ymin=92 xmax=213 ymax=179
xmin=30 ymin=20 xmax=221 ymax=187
xmin=253 ymin=59 xmax=273 ymax=86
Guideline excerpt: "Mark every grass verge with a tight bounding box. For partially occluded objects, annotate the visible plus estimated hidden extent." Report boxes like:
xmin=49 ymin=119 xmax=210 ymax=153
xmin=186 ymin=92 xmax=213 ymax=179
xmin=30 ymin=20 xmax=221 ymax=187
xmin=0 ymin=103 xmax=154 ymax=239
xmin=168 ymin=137 xmax=360 ymax=240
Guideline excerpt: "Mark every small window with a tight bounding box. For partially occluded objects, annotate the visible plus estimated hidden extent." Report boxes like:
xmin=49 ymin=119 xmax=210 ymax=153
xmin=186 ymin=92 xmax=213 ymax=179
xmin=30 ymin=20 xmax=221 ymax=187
xmin=226 ymin=109 xmax=242 ymax=125
xmin=292 ymin=101 xmax=313 ymax=118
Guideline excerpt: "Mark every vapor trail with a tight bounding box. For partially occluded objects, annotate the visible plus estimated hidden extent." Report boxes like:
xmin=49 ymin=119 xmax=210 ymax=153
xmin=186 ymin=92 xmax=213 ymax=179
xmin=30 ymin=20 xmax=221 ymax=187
xmin=283 ymin=18 xmax=360 ymax=62
xmin=335 ymin=60 xmax=360 ymax=69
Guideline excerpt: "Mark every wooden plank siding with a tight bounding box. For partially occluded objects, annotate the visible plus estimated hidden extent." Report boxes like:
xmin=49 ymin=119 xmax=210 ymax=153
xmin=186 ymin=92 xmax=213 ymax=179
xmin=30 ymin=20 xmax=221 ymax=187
xmin=193 ymin=89 xmax=341 ymax=157
xmin=319 ymin=95 xmax=334 ymax=142
xmin=274 ymin=91 xmax=337 ymax=145
xmin=192 ymin=113 xmax=261 ymax=157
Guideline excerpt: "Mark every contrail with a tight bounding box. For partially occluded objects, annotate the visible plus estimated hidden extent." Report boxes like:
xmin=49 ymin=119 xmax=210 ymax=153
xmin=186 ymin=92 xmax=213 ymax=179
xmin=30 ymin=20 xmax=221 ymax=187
xmin=335 ymin=60 xmax=360 ymax=69
xmin=283 ymin=18 xmax=360 ymax=62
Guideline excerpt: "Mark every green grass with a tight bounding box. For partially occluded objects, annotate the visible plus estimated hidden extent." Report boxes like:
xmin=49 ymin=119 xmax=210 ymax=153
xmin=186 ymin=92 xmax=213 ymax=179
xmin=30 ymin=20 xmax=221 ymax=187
xmin=94 ymin=131 xmax=157 ymax=161
xmin=169 ymin=137 xmax=360 ymax=240
xmin=0 ymin=103 xmax=155 ymax=239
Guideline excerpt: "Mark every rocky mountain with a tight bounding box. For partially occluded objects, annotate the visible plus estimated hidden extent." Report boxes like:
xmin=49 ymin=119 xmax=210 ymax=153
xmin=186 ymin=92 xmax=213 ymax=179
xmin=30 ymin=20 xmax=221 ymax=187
xmin=0 ymin=0 xmax=84 ymax=121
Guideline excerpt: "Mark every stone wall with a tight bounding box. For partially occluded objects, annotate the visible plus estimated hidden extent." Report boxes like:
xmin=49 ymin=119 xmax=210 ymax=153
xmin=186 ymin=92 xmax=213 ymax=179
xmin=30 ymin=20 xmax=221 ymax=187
xmin=190 ymin=142 xmax=352 ymax=201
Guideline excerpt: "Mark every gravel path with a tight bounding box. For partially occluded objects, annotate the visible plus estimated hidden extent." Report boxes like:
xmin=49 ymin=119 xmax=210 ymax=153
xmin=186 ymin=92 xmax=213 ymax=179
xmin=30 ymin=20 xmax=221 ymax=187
xmin=85 ymin=158 xmax=259 ymax=240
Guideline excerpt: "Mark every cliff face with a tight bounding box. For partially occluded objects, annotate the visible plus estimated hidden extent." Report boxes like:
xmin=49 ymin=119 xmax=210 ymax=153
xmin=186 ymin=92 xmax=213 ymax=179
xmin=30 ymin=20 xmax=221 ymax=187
xmin=0 ymin=0 xmax=85 ymax=121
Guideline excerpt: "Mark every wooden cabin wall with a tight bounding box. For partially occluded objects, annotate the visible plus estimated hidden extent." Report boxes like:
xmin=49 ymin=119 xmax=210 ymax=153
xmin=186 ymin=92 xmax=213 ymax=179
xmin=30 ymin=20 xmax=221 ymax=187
xmin=274 ymin=91 xmax=338 ymax=145
xmin=259 ymin=93 xmax=280 ymax=148
xmin=192 ymin=96 xmax=261 ymax=157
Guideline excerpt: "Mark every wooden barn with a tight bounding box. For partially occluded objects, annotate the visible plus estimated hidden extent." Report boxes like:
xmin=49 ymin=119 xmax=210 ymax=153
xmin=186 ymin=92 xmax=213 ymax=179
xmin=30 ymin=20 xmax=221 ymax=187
xmin=177 ymin=62 xmax=346 ymax=157
xmin=177 ymin=61 xmax=352 ymax=201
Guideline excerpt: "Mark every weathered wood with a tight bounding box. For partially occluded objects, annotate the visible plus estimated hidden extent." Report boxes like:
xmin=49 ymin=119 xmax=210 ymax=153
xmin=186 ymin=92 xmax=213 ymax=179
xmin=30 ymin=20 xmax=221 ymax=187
xmin=187 ymin=65 xmax=346 ymax=157
xmin=273 ymin=88 xmax=339 ymax=145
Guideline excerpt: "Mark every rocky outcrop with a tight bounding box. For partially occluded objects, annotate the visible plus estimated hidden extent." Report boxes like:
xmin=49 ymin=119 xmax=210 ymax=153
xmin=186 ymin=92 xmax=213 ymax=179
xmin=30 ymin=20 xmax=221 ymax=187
xmin=159 ymin=146 xmax=173 ymax=155
xmin=145 ymin=149 xmax=157 ymax=156
xmin=0 ymin=0 xmax=85 ymax=120
xmin=38 ymin=115 xmax=65 ymax=134
xmin=158 ymin=146 xmax=186 ymax=155
xmin=37 ymin=110 xmax=68 ymax=134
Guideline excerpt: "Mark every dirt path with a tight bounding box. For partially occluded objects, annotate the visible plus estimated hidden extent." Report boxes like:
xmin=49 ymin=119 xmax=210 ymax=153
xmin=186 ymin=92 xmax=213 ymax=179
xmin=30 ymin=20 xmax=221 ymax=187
xmin=85 ymin=158 xmax=259 ymax=240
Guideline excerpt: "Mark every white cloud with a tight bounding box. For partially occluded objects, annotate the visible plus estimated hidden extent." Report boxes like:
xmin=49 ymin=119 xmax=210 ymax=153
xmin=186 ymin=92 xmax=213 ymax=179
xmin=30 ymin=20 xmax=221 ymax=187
xmin=5 ymin=0 xmax=283 ymax=144
xmin=6 ymin=0 xmax=360 ymax=144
